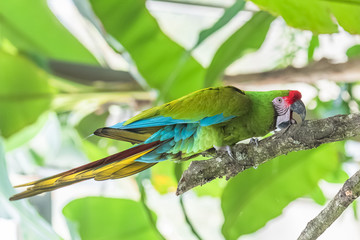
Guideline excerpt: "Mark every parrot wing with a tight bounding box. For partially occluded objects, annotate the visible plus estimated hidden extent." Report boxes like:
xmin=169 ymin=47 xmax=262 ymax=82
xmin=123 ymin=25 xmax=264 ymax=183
xmin=95 ymin=86 xmax=251 ymax=144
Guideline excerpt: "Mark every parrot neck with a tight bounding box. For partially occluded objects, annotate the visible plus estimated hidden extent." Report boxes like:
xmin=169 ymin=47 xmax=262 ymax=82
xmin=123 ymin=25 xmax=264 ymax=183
xmin=243 ymin=90 xmax=290 ymax=138
xmin=220 ymin=90 xmax=291 ymax=146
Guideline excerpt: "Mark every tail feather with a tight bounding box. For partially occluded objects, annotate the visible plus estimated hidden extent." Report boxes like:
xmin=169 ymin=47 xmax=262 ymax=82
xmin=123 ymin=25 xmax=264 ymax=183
xmin=9 ymin=141 xmax=162 ymax=201
xmin=94 ymin=127 xmax=162 ymax=144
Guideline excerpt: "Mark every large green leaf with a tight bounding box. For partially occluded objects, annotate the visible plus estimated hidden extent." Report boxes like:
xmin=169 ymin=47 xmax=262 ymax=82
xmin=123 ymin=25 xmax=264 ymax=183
xmin=89 ymin=0 xmax=205 ymax=101
xmin=0 ymin=138 xmax=59 ymax=240
xmin=328 ymin=1 xmax=360 ymax=34
xmin=0 ymin=50 xmax=54 ymax=138
xmin=251 ymin=0 xmax=360 ymax=34
xmin=221 ymin=143 xmax=341 ymax=240
xmin=204 ymin=11 xmax=275 ymax=87
xmin=0 ymin=0 xmax=98 ymax=64
xmin=63 ymin=197 xmax=160 ymax=240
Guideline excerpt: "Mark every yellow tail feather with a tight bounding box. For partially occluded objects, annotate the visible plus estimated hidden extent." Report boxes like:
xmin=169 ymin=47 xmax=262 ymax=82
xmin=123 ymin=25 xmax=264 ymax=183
xmin=10 ymin=143 xmax=159 ymax=201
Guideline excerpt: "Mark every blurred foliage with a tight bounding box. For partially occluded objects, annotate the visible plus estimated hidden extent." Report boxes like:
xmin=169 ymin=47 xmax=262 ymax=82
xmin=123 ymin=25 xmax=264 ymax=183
xmin=221 ymin=143 xmax=342 ymax=239
xmin=2 ymin=0 xmax=360 ymax=239
xmin=63 ymin=197 xmax=161 ymax=240
xmin=251 ymin=0 xmax=360 ymax=34
xmin=193 ymin=0 xmax=245 ymax=49
xmin=0 ymin=50 xmax=54 ymax=138
xmin=0 ymin=139 xmax=59 ymax=239
xmin=346 ymin=44 xmax=360 ymax=58
xmin=205 ymin=11 xmax=275 ymax=87
xmin=307 ymin=35 xmax=319 ymax=62
xmin=89 ymin=0 xmax=206 ymax=102
xmin=0 ymin=0 xmax=98 ymax=64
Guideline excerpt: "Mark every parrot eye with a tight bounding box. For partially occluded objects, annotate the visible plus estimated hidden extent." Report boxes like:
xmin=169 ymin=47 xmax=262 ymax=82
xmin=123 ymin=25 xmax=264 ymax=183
xmin=273 ymin=97 xmax=283 ymax=105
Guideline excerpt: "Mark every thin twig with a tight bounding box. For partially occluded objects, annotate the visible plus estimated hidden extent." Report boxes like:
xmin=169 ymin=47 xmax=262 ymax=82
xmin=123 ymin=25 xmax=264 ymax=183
xmin=298 ymin=170 xmax=360 ymax=240
xmin=179 ymin=196 xmax=203 ymax=240
xmin=138 ymin=180 xmax=166 ymax=240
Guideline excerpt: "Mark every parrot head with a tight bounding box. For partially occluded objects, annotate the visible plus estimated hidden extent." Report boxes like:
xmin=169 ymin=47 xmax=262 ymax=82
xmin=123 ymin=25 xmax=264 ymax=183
xmin=272 ymin=90 xmax=306 ymax=129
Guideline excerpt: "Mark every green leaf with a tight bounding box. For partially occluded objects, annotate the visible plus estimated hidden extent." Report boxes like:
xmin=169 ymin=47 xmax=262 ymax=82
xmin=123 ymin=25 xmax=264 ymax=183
xmin=0 ymin=138 xmax=59 ymax=239
xmin=346 ymin=44 xmax=360 ymax=58
xmin=0 ymin=0 xmax=98 ymax=64
xmin=324 ymin=166 xmax=349 ymax=183
xmin=251 ymin=0 xmax=360 ymax=34
xmin=204 ymin=11 xmax=275 ymax=87
xmin=63 ymin=197 xmax=160 ymax=240
xmin=307 ymin=35 xmax=319 ymax=62
xmin=4 ymin=112 xmax=48 ymax=150
xmin=309 ymin=186 xmax=326 ymax=206
xmin=352 ymin=200 xmax=358 ymax=220
xmin=193 ymin=0 xmax=245 ymax=49
xmin=328 ymin=2 xmax=360 ymax=34
xmin=0 ymin=50 xmax=54 ymax=138
xmin=151 ymin=161 xmax=178 ymax=194
xmin=251 ymin=0 xmax=338 ymax=33
xmin=193 ymin=178 xmax=227 ymax=198
xmin=89 ymin=0 xmax=205 ymax=101
xmin=221 ymin=143 xmax=340 ymax=240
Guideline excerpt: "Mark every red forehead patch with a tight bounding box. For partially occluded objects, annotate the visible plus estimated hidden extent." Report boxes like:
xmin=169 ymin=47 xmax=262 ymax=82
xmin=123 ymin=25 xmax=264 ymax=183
xmin=284 ymin=90 xmax=302 ymax=105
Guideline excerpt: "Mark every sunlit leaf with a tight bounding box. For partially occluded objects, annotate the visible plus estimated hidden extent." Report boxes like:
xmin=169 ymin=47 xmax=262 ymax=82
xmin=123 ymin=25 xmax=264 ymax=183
xmin=0 ymin=50 xmax=54 ymax=138
xmin=89 ymin=0 xmax=205 ymax=101
xmin=0 ymin=0 xmax=98 ymax=64
xmin=251 ymin=0 xmax=337 ymax=33
xmin=251 ymin=0 xmax=360 ymax=34
xmin=63 ymin=197 xmax=160 ymax=240
xmin=193 ymin=0 xmax=245 ymax=49
xmin=221 ymin=143 xmax=341 ymax=240
xmin=328 ymin=2 xmax=360 ymax=34
xmin=0 ymin=138 xmax=59 ymax=240
xmin=204 ymin=11 xmax=275 ymax=87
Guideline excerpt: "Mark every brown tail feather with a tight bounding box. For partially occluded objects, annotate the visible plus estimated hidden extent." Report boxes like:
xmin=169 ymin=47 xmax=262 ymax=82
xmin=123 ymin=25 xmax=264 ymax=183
xmin=9 ymin=141 xmax=162 ymax=201
xmin=94 ymin=127 xmax=162 ymax=144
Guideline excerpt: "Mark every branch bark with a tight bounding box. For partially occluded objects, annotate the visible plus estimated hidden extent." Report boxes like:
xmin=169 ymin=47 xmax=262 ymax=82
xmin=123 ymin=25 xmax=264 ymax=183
xmin=176 ymin=113 xmax=360 ymax=195
xmin=224 ymin=58 xmax=360 ymax=86
xmin=298 ymin=169 xmax=360 ymax=240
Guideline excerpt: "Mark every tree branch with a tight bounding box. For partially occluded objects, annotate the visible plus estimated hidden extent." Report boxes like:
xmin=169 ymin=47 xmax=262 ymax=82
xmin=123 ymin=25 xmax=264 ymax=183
xmin=176 ymin=113 xmax=360 ymax=195
xmin=298 ymin=169 xmax=360 ymax=240
xmin=224 ymin=58 xmax=360 ymax=86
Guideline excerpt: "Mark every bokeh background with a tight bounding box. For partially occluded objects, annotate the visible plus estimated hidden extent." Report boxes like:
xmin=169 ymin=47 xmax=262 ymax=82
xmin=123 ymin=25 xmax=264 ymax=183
xmin=1 ymin=0 xmax=360 ymax=239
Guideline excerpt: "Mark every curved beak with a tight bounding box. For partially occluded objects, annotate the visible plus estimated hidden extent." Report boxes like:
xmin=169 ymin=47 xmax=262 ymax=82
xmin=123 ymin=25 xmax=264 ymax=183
xmin=290 ymin=100 xmax=306 ymax=123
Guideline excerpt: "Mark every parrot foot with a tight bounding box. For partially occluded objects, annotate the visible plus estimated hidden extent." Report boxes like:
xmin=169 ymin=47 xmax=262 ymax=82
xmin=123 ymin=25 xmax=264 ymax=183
xmin=249 ymin=137 xmax=259 ymax=147
xmin=213 ymin=145 xmax=235 ymax=160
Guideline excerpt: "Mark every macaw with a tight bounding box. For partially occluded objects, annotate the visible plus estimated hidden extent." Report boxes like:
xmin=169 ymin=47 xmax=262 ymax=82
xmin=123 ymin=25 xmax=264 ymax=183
xmin=10 ymin=86 xmax=305 ymax=200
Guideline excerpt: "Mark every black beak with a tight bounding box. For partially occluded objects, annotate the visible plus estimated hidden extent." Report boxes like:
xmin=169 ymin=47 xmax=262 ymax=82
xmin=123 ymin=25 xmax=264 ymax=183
xmin=290 ymin=100 xmax=306 ymax=123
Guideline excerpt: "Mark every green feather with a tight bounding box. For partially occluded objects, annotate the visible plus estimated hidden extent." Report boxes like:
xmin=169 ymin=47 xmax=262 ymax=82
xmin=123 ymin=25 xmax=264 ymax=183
xmin=124 ymin=86 xmax=290 ymax=156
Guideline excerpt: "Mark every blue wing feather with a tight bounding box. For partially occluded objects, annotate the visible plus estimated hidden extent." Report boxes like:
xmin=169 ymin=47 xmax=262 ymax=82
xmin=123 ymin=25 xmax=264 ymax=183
xmin=108 ymin=114 xmax=235 ymax=163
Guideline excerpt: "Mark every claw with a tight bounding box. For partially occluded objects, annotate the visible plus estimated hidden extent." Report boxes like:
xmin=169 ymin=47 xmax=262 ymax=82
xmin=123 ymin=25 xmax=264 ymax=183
xmin=214 ymin=145 xmax=235 ymax=160
xmin=249 ymin=137 xmax=259 ymax=147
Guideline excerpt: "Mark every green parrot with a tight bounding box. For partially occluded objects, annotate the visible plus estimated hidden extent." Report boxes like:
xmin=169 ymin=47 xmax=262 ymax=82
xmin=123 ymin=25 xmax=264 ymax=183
xmin=10 ymin=86 xmax=305 ymax=200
